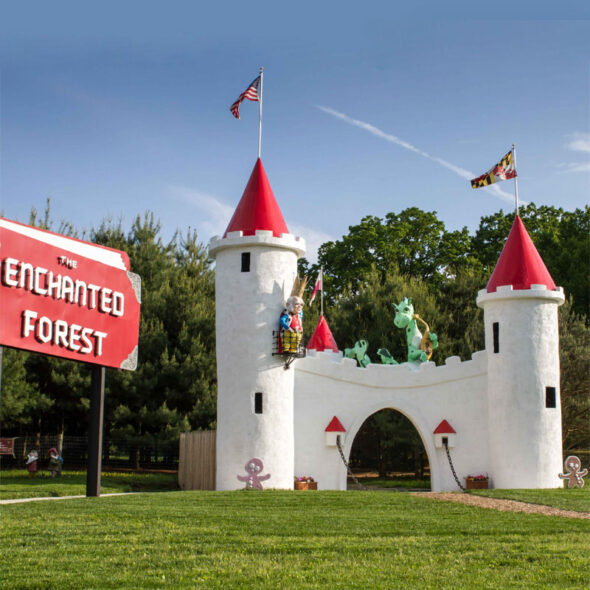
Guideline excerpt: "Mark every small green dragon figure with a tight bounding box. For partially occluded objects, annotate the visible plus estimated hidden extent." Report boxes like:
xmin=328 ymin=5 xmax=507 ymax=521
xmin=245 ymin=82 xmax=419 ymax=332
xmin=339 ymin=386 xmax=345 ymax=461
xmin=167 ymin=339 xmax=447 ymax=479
xmin=393 ymin=297 xmax=438 ymax=363
xmin=344 ymin=339 xmax=371 ymax=368
xmin=377 ymin=297 xmax=439 ymax=364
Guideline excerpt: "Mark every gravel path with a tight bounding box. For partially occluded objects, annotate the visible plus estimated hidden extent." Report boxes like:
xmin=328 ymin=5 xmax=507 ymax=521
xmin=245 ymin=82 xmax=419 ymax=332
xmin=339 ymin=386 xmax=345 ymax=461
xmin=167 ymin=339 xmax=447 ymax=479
xmin=411 ymin=492 xmax=590 ymax=520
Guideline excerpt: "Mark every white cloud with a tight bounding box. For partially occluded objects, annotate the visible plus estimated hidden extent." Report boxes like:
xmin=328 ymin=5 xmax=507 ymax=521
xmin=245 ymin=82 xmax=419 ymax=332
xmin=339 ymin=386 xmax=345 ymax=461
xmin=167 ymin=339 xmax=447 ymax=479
xmin=167 ymin=185 xmax=332 ymax=263
xmin=289 ymin=224 xmax=335 ymax=264
xmin=565 ymin=132 xmax=590 ymax=153
xmin=167 ymin=185 xmax=234 ymax=240
xmin=317 ymin=105 xmax=524 ymax=205
xmin=560 ymin=133 xmax=590 ymax=174
xmin=556 ymin=161 xmax=590 ymax=173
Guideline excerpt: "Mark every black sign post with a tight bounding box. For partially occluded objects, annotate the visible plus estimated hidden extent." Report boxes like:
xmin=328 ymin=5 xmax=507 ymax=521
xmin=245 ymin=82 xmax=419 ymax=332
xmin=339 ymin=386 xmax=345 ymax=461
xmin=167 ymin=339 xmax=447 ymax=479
xmin=86 ymin=366 xmax=106 ymax=497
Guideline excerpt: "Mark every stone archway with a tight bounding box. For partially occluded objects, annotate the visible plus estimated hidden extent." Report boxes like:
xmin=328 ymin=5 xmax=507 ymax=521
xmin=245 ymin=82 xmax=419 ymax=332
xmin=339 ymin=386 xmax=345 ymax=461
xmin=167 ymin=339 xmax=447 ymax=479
xmin=342 ymin=402 xmax=437 ymax=491
xmin=348 ymin=408 xmax=430 ymax=485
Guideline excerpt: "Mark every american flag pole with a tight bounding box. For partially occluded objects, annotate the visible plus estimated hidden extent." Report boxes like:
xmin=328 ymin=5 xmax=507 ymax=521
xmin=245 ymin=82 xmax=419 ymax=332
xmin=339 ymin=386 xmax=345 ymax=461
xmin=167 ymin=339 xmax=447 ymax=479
xmin=258 ymin=67 xmax=263 ymax=159
xmin=320 ymin=267 xmax=324 ymax=318
xmin=512 ymin=143 xmax=520 ymax=216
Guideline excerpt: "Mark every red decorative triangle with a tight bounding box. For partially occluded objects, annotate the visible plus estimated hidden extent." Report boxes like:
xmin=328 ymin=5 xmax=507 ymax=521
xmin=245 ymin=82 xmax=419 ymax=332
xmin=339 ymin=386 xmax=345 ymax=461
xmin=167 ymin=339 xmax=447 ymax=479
xmin=306 ymin=315 xmax=339 ymax=352
xmin=325 ymin=416 xmax=346 ymax=432
xmin=486 ymin=216 xmax=556 ymax=293
xmin=224 ymin=159 xmax=289 ymax=238
xmin=433 ymin=420 xmax=456 ymax=434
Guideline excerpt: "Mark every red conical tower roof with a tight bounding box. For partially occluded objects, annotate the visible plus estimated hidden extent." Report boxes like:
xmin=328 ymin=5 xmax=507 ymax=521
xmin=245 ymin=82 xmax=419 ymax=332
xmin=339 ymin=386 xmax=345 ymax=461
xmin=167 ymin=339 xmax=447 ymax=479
xmin=486 ymin=216 xmax=556 ymax=293
xmin=224 ymin=159 xmax=289 ymax=238
xmin=307 ymin=315 xmax=339 ymax=352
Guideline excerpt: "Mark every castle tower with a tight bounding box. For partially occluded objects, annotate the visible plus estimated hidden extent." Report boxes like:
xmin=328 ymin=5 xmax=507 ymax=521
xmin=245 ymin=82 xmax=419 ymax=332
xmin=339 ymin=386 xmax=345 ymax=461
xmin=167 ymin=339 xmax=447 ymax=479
xmin=209 ymin=159 xmax=305 ymax=490
xmin=476 ymin=216 xmax=564 ymax=488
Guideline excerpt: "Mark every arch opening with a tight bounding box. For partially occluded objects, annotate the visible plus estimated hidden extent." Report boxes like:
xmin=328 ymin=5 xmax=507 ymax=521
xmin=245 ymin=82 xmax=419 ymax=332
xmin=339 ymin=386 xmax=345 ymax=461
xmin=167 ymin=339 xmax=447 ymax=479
xmin=348 ymin=408 xmax=430 ymax=490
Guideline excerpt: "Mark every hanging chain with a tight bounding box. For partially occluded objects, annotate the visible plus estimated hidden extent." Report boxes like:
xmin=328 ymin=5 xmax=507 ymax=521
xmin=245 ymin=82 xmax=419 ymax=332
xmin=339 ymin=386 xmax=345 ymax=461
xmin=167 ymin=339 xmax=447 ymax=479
xmin=444 ymin=440 xmax=466 ymax=492
xmin=336 ymin=435 xmax=366 ymax=490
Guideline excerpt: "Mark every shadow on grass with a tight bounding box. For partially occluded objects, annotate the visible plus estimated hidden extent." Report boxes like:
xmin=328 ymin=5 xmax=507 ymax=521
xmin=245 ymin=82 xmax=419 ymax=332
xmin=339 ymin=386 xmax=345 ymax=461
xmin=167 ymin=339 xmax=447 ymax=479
xmin=0 ymin=470 xmax=179 ymax=500
xmin=350 ymin=475 xmax=431 ymax=491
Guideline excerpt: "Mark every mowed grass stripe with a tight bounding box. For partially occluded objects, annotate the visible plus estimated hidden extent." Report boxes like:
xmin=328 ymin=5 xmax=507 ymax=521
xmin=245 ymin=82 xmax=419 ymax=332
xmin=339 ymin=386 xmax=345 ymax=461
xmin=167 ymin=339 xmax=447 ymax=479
xmin=1 ymin=491 xmax=588 ymax=589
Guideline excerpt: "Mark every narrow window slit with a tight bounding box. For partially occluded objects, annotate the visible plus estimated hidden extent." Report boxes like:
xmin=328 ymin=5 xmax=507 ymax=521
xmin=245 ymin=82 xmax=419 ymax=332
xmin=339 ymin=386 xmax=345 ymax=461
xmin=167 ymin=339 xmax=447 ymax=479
xmin=545 ymin=387 xmax=556 ymax=408
xmin=493 ymin=322 xmax=499 ymax=353
xmin=241 ymin=252 xmax=250 ymax=272
xmin=254 ymin=392 xmax=263 ymax=414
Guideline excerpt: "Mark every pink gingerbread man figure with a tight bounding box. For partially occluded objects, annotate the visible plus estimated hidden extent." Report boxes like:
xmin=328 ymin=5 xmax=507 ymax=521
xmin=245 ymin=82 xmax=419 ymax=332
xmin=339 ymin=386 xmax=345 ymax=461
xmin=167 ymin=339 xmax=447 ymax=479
xmin=559 ymin=455 xmax=588 ymax=489
xmin=237 ymin=458 xmax=271 ymax=490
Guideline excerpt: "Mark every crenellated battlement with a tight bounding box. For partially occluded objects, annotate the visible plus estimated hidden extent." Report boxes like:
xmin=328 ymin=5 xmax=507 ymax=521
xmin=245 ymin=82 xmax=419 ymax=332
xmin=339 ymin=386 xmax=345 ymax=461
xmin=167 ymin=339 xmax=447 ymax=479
xmin=477 ymin=284 xmax=565 ymax=307
xmin=208 ymin=230 xmax=306 ymax=258
xmin=296 ymin=348 xmax=487 ymax=389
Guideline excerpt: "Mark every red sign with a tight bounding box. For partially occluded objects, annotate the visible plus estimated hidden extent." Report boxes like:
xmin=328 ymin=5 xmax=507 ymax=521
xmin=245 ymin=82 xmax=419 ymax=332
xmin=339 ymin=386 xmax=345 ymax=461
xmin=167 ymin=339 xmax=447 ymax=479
xmin=0 ymin=438 xmax=16 ymax=456
xmin=0 ymin=218 xmax=141 ymax=370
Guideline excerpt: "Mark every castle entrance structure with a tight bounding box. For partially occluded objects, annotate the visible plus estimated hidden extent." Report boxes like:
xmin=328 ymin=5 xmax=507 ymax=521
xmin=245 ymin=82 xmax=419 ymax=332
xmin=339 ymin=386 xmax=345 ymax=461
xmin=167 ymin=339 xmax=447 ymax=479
xmin=210 ymin=160 xmax=564 ymax=492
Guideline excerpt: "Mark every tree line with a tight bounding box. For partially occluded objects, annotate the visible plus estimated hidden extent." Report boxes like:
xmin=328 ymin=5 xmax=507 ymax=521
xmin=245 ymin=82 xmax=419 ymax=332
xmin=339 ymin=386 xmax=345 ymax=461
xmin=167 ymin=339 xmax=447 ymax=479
xmin=1 ymin=203 xmax=588 ymax=457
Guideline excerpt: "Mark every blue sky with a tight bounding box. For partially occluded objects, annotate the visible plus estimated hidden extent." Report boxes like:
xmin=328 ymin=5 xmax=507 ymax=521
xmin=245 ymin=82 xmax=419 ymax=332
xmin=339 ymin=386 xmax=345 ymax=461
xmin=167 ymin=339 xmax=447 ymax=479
xmin=1 ymin=3 xmax=588 ymax=263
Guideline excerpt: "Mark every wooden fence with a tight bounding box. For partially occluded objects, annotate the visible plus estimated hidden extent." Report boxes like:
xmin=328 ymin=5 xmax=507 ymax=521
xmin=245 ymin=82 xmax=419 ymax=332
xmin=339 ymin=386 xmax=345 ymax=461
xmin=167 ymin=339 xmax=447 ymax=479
xmin=178 ymin=430 xmax=216 ymax=490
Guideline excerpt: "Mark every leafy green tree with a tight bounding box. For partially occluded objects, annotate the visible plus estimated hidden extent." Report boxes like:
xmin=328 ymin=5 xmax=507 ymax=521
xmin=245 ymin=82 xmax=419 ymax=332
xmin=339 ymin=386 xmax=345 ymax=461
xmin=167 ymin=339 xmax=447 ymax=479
xmin=471 ymin=204 xmax=589 ymax=316
xmin=313 ymin=208 xmax=476 ymax=298
xmin=435 ymin=267 xmax=486 ymax=361
xmin=325 ymin=266 xmax=440 ymax=364
xmin=559 ymin=298 xmax=590 ymax=451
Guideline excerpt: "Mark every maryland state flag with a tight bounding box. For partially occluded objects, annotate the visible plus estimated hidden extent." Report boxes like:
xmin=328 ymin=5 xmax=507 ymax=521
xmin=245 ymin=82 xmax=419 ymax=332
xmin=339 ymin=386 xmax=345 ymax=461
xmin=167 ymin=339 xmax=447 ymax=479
xmin=471 ymin=150 xmax=517 ymax=189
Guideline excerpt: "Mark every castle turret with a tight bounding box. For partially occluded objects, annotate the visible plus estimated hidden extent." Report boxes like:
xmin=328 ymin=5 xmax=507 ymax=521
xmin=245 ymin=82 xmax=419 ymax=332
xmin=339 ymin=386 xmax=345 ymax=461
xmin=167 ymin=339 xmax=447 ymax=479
xmin=209 ymin=159 xmax=305 ymax=490
xmin=477 ymin=216 xmax=564 ymax=489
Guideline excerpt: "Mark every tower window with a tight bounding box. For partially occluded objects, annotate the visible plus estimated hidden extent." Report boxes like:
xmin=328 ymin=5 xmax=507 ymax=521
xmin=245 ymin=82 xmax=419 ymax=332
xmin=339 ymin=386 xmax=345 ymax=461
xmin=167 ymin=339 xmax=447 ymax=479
xmin=254 ymin=392 xmax=263 ymax=414
xmin=241 ymin=252 xmax=251 ymax=272
xmin=492 ymin=322 xmax=499 ymax=353
xmin=545 ymin=387 xmax=556 ymax=408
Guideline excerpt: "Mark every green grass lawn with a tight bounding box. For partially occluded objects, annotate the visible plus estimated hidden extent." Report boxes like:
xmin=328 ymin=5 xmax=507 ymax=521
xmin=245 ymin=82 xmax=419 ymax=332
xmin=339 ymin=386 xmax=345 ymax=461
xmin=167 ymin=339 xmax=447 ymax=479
xmin=472 ymin=487 xmax=590 ymax=513
xmin=353 ymin=475 xmax=431 ymax=489
xmin=1 ymin=490 xmax=589 ymax=589
xmin=0 ymin=470 xmax=179 ymax=499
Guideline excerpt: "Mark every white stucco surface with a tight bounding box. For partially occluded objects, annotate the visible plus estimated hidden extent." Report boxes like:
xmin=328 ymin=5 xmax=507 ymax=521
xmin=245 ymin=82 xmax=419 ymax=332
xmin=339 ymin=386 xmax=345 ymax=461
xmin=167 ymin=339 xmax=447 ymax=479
xmin=211 ymin=226 xmax=564 ymax=493
xmin=294 ymin=351 xmax=489 ymax=492
xmin=211 ymin=231 xmax=305 ymax=490
xmin=477 ymin=285 xmax=564 ymax=488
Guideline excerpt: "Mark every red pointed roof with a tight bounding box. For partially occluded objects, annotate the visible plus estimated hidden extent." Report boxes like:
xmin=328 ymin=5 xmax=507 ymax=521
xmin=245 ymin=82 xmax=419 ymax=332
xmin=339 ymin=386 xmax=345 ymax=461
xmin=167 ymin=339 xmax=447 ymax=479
xmin=306 ymin=315 xmax=339 ymax=352
xmin=433 ymin=420 xmax=456 ymax=434
xmin=224 ymin=159 xmax=289 ymax=238
xmin=325 ymin=416 xmax=346 ymax=432
xmin=486 ymin=216 xmax=556 ymax=293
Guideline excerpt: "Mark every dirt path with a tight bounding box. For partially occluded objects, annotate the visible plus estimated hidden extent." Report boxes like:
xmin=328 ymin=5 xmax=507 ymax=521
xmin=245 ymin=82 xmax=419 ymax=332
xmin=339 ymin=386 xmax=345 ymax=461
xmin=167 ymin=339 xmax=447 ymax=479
xmin=412 ymin=492 xmax=590 ymax=520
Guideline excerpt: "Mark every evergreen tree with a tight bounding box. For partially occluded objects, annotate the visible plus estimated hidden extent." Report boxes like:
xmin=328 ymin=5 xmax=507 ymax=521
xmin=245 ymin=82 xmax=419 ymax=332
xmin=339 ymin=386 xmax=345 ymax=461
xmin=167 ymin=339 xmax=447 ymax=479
xmin=91 ymin=214 xmax=216 ymax=461
xmin=0 ymin=348 xmax=53 ymax=431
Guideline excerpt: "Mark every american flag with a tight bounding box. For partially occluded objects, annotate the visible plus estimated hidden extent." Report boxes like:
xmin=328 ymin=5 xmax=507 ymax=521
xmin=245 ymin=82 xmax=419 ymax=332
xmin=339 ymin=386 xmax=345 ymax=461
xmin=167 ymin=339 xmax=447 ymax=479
xmin=230 ymin=76 xmax=261 ymax=119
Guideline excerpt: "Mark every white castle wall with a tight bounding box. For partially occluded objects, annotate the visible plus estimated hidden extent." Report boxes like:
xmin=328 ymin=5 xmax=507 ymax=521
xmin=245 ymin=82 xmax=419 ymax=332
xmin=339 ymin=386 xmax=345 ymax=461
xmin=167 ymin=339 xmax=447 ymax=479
xmin=210 ymin=230 xmax=305 ymax=490
xmin=294 ymin=350 xmax=490 ymax=492
xmin=211 ymin=225 xmax=564 ymax=492
xmin=477 ymin=285 xmax=564 ymax=488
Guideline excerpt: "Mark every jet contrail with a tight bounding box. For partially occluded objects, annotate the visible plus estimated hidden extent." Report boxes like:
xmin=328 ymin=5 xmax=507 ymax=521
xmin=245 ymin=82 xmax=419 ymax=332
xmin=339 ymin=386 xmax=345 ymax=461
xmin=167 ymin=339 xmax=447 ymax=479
xmin=317 ymin=105 xmax=522 ymax=205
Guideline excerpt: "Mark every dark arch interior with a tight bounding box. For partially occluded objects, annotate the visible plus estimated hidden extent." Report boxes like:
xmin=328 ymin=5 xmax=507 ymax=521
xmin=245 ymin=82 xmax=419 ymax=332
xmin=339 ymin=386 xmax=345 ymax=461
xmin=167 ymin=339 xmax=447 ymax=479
xmin=349 ymin=408 xmax=430 ymax=489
